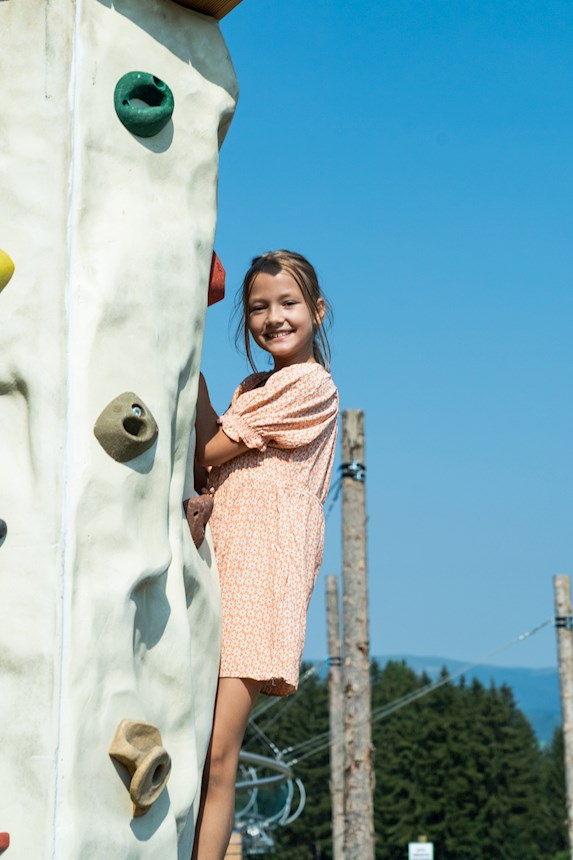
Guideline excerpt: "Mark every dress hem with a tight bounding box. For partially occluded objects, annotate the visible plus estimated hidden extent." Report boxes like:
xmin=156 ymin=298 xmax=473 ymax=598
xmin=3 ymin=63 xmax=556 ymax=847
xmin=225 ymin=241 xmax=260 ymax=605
xmin=219 ymin=672 xmax=297 ymax=698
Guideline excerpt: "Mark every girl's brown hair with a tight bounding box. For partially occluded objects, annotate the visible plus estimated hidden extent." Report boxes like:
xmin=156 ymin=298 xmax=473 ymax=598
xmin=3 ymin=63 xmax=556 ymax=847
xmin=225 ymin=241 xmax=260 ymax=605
xmin=235 ymin=250 xmax=333 ymax=372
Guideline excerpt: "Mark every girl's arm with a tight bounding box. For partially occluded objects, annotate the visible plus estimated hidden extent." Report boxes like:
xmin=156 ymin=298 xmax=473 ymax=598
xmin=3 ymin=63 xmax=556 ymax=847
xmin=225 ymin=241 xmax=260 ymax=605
xmin=195 ymin=374 xmax=248 ymax=468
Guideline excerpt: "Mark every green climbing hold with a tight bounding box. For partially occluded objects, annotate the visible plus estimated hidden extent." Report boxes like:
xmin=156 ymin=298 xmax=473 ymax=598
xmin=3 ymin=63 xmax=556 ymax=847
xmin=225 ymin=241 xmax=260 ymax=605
xmin=114 ymin=72 xmax=174 ymax=138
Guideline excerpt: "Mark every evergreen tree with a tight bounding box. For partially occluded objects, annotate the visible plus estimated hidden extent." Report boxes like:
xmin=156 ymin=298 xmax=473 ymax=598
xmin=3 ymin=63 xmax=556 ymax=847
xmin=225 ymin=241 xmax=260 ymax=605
xmin=372 ymin=664 xmax=551 ymax=860
xmin=542 ymin=727 xmax=568 ymax=858
xmin=372 ymin=660 xmax=428 ymax=858
xmin=470 ymin=683 xmax=549 ymax=860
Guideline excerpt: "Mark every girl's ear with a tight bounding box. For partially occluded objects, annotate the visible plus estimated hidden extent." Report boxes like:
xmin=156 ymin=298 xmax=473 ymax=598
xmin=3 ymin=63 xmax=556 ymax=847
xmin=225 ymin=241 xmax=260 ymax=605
xmin=315 ymin=298 xmax=326 ymax=326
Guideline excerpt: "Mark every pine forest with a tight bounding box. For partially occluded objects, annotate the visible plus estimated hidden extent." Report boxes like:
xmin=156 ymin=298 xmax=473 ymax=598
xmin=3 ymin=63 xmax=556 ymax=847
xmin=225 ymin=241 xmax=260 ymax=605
xmin=241 ymin=660 xmax=568 ymax=859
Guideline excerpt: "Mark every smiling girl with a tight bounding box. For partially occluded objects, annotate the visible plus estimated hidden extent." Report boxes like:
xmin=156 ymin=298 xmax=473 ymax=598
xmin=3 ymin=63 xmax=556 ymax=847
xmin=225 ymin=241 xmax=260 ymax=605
xmin=192 ymin=250 xmax=338 ymax=859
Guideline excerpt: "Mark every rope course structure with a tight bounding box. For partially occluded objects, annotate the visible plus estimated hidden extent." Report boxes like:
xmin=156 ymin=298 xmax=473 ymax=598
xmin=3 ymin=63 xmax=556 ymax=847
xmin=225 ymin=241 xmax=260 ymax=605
xmin=232 ymin=616 xmax=553 ymax=853
xmin=233 ymin=750 xmax=306 ymax=853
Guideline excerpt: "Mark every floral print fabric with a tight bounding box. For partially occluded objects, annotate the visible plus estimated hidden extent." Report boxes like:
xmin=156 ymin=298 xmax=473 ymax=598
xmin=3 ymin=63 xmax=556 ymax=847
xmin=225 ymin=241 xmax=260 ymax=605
xmin=208 ymin=363 xmax=338 ymax=696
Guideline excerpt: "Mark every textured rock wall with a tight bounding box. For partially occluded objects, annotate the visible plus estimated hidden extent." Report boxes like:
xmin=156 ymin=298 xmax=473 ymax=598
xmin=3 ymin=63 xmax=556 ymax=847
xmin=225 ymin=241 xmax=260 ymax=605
xmin=0 ymin=1 xmax=237 ymax=856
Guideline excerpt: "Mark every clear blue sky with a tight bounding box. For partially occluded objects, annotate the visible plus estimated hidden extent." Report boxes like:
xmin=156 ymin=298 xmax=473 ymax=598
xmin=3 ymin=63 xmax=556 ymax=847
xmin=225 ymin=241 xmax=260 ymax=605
xmin=201 ymin=0 xmax=572 ymax=669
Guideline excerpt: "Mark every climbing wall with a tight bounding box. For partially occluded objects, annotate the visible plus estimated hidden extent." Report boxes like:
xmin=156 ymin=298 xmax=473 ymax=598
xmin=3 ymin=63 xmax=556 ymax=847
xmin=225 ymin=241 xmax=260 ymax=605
xmin=0 ymin=0 xmax=239 ymax=856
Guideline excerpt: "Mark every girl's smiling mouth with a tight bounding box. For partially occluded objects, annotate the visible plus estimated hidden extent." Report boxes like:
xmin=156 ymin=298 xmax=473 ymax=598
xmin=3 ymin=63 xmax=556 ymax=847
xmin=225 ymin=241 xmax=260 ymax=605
xmin=265 ymin=330 xmax=293 ymax=340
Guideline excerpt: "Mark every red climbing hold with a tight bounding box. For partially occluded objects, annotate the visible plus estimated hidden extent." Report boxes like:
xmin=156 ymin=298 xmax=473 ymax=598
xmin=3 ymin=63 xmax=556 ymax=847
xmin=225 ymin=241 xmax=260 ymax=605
xmin=0 ymin=832 xmax=10 ymax=852
xmin=183 ymin=494 xmax=214 ymax=549
xmin=208 ymin=252 xmax=225 ymax=306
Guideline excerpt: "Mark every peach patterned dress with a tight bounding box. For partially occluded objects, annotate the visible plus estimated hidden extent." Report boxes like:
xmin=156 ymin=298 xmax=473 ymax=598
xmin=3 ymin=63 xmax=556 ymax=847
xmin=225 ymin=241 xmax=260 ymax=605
xmin=208 ymin=362 xmax=339 ymax=696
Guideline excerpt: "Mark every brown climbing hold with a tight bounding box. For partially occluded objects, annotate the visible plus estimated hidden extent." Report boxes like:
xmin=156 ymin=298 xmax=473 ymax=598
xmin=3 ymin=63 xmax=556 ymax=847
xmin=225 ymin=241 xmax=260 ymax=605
xmin=94 ymin=392 xmax=158 ymax=463
xmin=109 ymin=719 xmax=171 ymax=818
xmin=0 ymin=832 xmax=9 ymax=852
xmin=169 ymin=0 xmax=244 ymax=20
xmin=183 ymin=494 xmax=214 ymax=549
xmin=208 ymin=251 xmax=225 ymax=306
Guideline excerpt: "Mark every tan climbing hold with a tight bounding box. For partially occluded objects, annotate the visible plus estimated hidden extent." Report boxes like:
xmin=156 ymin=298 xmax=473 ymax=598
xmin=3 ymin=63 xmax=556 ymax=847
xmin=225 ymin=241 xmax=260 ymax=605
xmin=109 ymin=719 xmax=172 ymax=818
xmin=94 ymin=392 xmax=158 ymax=463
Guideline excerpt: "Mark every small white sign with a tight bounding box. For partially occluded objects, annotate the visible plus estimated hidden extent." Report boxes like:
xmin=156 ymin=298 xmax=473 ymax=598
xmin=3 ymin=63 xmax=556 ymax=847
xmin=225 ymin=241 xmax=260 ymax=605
xmin=408 ymin=843 xmax=434 ymax=860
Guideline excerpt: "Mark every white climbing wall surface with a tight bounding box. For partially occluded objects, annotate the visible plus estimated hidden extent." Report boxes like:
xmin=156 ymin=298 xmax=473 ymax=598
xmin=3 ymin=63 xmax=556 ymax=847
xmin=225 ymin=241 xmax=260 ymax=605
xmin=0 ymin=0 xmax=239 ymax=856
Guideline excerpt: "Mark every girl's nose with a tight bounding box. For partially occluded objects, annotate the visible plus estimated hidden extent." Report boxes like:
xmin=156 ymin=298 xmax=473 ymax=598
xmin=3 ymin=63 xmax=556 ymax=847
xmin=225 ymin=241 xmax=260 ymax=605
xmin=266 ymin=304 xmax=283 ymax=325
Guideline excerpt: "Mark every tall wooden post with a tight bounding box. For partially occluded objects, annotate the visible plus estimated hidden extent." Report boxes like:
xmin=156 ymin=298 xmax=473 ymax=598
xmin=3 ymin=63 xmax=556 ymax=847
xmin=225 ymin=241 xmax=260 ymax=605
xmin=341 ymin=410 xmax=375 ymax=859
xmin=554 ymin=574 xmax=573 ymax=858
xmin=326 ymin=575 xmax=345 ymax=860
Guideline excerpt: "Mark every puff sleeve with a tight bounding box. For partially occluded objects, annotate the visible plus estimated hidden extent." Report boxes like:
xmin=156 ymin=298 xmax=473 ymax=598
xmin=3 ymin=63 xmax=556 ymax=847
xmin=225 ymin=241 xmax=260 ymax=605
xmin=220 ymin=365 xmax=338 ymax=452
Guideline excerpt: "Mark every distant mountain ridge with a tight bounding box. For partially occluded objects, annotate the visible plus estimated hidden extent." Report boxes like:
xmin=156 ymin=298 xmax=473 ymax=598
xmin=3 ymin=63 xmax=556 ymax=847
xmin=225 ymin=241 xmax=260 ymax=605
xmin=377 ymin=654 xmax=560 ymax=746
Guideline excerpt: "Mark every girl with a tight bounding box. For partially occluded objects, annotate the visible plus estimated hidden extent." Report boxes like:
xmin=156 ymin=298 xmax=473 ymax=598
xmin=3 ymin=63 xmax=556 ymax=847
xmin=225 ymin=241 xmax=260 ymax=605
xmin=192 ymin=250 xmax=338 ymax=860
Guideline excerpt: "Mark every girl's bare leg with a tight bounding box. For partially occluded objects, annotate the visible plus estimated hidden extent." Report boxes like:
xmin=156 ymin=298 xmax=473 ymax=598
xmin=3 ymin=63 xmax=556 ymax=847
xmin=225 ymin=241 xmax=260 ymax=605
xmin=192 ymin=677 xmax=262 ymax=860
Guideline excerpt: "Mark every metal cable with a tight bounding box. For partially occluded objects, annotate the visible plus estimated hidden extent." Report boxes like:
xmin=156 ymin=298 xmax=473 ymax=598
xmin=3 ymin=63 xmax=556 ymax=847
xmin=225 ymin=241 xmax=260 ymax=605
xmin=284 ymin=617 xmax=554 ymax=765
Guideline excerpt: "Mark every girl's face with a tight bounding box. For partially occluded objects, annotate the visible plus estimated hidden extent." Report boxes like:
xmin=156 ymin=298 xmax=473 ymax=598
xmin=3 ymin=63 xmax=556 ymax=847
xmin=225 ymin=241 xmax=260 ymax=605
xmin=247 ymin=270 xmax=324 ymax=370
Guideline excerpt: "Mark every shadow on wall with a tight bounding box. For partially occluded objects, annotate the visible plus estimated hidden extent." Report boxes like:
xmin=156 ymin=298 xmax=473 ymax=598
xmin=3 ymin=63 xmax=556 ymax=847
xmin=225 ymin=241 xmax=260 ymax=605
xmin=95 ymin=0 xmax=240 ymax=97
xmin=132 ymin=571 xmax=172 ymax=653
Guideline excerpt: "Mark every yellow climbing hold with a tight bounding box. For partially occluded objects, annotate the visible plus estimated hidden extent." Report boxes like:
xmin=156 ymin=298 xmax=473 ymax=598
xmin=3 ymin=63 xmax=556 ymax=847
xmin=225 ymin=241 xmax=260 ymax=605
xmin=0 ymin=249 xmax=15 ymax=292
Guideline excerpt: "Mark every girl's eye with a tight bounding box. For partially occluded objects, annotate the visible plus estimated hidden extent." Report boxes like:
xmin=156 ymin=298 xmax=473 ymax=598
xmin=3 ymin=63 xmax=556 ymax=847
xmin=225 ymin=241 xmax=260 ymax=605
xmin=249 ymin=306 xmax=265 ymax=313
xmin=284 ymin=300 xmax=297 ymax=307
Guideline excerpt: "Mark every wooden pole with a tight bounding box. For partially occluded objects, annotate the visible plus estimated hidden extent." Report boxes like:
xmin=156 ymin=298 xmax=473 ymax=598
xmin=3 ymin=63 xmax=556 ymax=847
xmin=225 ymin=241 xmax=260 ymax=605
xmin=326 ymin=575 xmax=345 ymax=860
xmin=224 ymin=831 xmax=242 ymax=858
xmin=341 ymin=410 xmax=375 ymax=860
xmin=554 ymin=574 xmax=573 ymax=859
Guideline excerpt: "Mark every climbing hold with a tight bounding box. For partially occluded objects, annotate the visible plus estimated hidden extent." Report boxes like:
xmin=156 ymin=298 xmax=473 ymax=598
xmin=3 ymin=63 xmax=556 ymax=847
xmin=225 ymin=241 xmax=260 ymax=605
xmin=0 ymin=520 xmax=6 ymax=547
xmin=0 ymin=249 xmax=15 ymax=292
xmin=183 ymin=494 xmax=214 ymax=549
xmin=0 ymin=832 xmax=9 ymax=852
xmin=109 ymin=719 xmax=171 ymax=818
xmin=94 ymin=392 xmax=158 ymax=463
xmin=114 ymin=72 xmax=174 ymax=138
xmin=166 ymin=0 xmax=244 ymax=19
xmin=208 ymin=252 xmax=225 ymax=306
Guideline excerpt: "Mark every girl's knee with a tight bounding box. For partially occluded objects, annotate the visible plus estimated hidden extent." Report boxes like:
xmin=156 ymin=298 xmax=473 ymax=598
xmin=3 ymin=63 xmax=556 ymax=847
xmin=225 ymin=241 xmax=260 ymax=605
xmin=203 ymin=677 xmax=261 ymax=792
xmin=206 ymin=740 xmax=239 ymax=789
